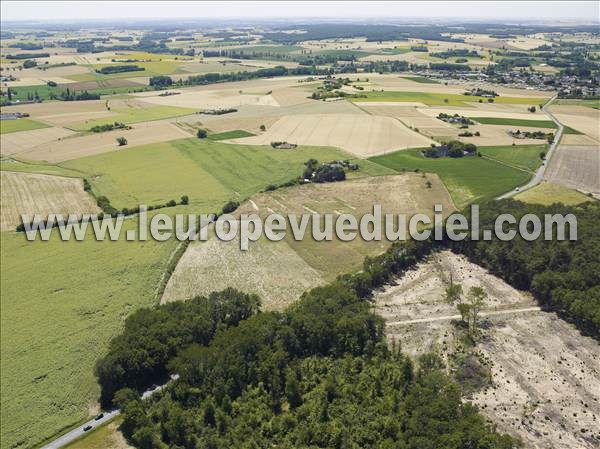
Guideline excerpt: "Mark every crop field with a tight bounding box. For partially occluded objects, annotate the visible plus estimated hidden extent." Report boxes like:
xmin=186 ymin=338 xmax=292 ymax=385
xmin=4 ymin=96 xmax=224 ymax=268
xmin=479 ymin=144 xmax=547 ymax=172
xmin=7 ymin=122 xmax=191 ymax=162
xmin=0 ymin=118 xmax=50 ymax=134
xmin=0 ymin=171 xmax=100 ymax=231
xmin=62 ymin=138 xmax=389 ymax=210
xmin=0 ymin=126 xmax=77 ymax=156
xmin=66 ymin=103 xmax=198 ymax=131
xmin=133 ymin=89 xmax=281 ymax=109
xmin=548 ymin=105 xmax=600 ymax=142
xmin=545 ymin=145 xmax=600 ymax=195
xmin=163 ymin=173 xmax=453 ymax=308
xmin=515 ymin=181 xmax=591 ymax=206
xmin=65 ymin=60 xmax=186 ymax=82
xmin=231 ymin=113 xmax=435 ymax=157
xmin=358 ymin=105 xmax=553 ymax=146
xmin=0 ymin=221 xmax=177 ymax=449
xmin=352 ymin=91 xmax=548 ymax=106
xmin=374 ymin=250 xmax=600 ymax=449
xmin=469 ymin=117 xmax=558 ymax=128
xmin=369 ymin=146 xmax=534 ymax=207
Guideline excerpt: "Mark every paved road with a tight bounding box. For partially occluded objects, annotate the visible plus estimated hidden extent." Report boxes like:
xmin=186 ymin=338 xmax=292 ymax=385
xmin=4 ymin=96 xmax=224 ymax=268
xmin=386 ymin=306 xmax=542 ymax=326
xmin=496 ymin=94 xmax=562 ymax=200
xmin=41 ymin=375 xmax=179 ymax=449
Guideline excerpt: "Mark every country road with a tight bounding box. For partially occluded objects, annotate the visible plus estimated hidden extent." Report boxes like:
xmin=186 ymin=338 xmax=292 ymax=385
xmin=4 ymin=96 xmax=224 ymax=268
xmin=40 ymin=375 xmax=179 ymax=449
xmin=496 ymin=94 xmax=563 ymax=200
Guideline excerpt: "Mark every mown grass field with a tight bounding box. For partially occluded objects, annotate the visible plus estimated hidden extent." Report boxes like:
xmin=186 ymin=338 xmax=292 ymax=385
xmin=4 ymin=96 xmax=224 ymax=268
xmin=0 ymin=118 xmax=50 ymax=134
xmin=67 ymin=105 xmax=197 ymax=131
xmin=353 ymin=91 xmax=549 ymax=106
xmin=0 ymin=220 xmax=177 ymax=449
xmin=63 ymin=138 xmax=393 ymax=210
xmin=369 ymin=146 xmax=535 ymax=207
xmin=479 ymin=144 xmax=547 ymax=172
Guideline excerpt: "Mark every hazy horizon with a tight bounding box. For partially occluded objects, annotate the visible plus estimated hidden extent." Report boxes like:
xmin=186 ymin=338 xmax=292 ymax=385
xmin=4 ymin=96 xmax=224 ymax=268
xmin=1 ymin=1 xmax=599 ymax=23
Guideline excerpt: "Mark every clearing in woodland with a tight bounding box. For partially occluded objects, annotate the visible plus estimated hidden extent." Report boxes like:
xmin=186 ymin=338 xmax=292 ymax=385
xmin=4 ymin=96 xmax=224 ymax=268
xmin=374 ymin=250 xmax=600 ymax=449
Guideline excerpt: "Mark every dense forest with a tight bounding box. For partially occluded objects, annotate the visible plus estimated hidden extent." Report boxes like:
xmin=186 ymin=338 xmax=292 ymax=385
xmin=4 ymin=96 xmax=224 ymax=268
xmin=448 ymin=200 xmax=600 ymax=338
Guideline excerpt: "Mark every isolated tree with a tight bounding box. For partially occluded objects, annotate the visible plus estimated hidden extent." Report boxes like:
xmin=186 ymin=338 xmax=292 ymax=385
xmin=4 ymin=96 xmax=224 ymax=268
xmin=260 ymin=124 xmax=266 ymax=131
xmin=116 ymin=137 xmax=128 ymax=146
xmin=180 ymin=195 xmax=189 ymax=205
xmin=466 ymin=286 xmax=487 ymax=338
xmin=197 ymin=128 xmax=207 ymax=139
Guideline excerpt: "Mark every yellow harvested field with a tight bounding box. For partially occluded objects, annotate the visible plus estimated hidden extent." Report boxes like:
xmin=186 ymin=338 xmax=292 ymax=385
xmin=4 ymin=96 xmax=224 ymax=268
xmin=202 ymin=115 xmax=280 ymax=133
xmin=0 ymin=171 xmax=101 ymax=231
xmin=515 ymin=181 xmax=591 ymax=206
xmin=545 ymin=145 xmax=600 ymax=195
xmin=8 ymin=122 xmax=191 ymax=162
xmin=230 ymin=113 xmax=435 ymax=156
xmin=163 ymin=173 xmax=454 ymax=308
xmin=360 ymin=105 xmax=548 ymax=145
xmin=163 ymin=234 xmax=325 ymax=310
xmin=1 ymin=126 xmax=77 ymax=156
xmin=133 ymin=89 xmax=280 ymax=109
xmin=1 ymin=100 xmax=112 ymax=127
xmin=561 ymin=134 xmax=599 ymax=146
xmin=548 ymin=105 xmax=600 ymax=142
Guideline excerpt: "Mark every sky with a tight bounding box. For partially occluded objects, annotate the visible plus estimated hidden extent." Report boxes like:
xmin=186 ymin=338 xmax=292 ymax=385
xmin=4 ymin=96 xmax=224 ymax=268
xmin=1 ymin=1 xmax=599 ymax=22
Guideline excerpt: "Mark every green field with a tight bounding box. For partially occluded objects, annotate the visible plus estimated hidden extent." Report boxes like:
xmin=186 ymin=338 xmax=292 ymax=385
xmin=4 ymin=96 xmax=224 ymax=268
xmin=0 ymin=157 xmax=82 ymax=177
xmin=469 ymin=117 xmax=582 ymax=134
xmin=353 ymin=91 xmax=549 ymax=106
xmin=400 ymin=75 xmax=439 ymax=84
xmin=3 ymin=83 xmax=152 ymax=102
xmin=66 ymin=105 xmax=197 ymax=130
xmin=0 ymin=138 xmax=393 ymax=448
xmin=207 ymin=129 xmax=256 ymax=140
xmin=479 ymin=144 xmax=547 ymax=172
xmin=469 ymin=117 xmax=558 ymax=128
xmin=369 ymin=146 xmax=535 ymax=208
xmin=0 ymin=219 xmax=177 ymax=449
xmin=0 ymin=118 xmax=50 ymax=134
xmin=63 ymin=138 xmax=393 ymax=210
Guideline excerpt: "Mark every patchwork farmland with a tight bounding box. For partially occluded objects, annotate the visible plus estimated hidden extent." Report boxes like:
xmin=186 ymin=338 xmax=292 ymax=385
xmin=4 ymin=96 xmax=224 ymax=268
xmin=0 ymin=11 xmax=598 ymax=449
